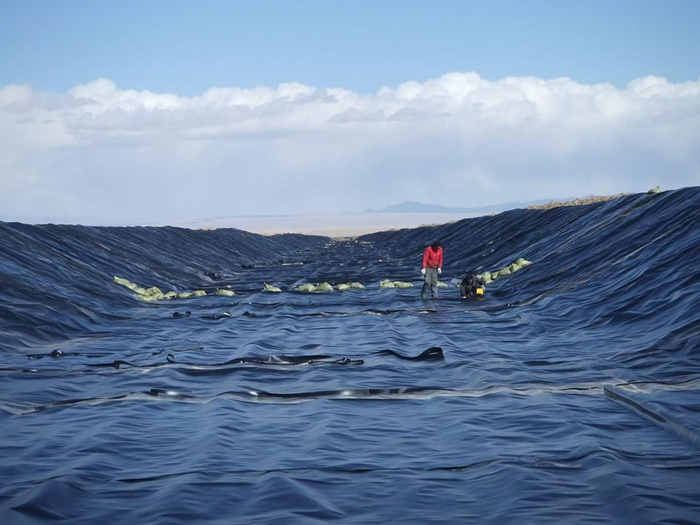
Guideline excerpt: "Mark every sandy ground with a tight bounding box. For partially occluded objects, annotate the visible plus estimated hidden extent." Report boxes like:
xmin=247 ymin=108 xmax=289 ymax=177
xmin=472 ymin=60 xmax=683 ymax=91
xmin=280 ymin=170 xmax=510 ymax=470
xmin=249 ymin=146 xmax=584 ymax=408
xmin=175 ymin=193 xmax=631 ymax=236
xmin=181 ymin=212 xmax=482 ymax=237
xmin=527 ymin=194 xmax=628 ymax=210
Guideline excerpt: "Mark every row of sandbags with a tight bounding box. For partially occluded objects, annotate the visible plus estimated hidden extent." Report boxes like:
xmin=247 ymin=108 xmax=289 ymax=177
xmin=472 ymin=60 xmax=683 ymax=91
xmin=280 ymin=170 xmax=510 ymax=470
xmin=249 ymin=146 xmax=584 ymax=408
xmin=116 ymin=258 xmax=532 ymax=301
xmin=263 ymin=282 xmax=366 ymax=293
xmin=378 ymin=279 xmax=447 ymax=289
xmin=297 ymin=282 xmax=366 ymax=292
xmin=476 ymin=258 xmax=532 ymax=285
xmin=114 ymin=275 xmax=366 ymax=299
xmin=379 ymin=280 xmax=414 ymax=289
xmin=266 ymin=279 xmax=449 ymax=292
xmin=113 ymin=276 xmax=234 ymax=302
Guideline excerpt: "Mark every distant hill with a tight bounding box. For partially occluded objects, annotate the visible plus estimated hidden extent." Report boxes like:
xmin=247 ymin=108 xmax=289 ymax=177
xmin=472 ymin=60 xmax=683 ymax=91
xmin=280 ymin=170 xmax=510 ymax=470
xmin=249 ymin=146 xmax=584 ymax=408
xmin=365 ymin=199 xmax=560 ymax=214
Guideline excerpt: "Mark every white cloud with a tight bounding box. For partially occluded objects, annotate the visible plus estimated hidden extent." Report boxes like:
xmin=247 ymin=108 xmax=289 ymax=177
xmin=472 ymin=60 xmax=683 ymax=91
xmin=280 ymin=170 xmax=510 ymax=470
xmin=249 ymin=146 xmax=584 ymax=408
xmin=1 ymin=72 xmax=699 ymax=224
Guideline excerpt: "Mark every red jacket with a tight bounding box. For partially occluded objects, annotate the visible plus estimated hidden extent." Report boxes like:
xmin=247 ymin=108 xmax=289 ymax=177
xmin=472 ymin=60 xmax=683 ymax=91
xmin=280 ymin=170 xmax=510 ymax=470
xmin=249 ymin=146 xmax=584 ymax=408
xmin=422 ymin=246 xmax=443 ymax=269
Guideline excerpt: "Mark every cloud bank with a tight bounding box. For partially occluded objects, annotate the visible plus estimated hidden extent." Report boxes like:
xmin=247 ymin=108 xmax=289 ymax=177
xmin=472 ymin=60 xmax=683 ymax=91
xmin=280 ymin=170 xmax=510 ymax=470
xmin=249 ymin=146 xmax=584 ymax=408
xmin=1 ymin=72 xmax=699 ymax=224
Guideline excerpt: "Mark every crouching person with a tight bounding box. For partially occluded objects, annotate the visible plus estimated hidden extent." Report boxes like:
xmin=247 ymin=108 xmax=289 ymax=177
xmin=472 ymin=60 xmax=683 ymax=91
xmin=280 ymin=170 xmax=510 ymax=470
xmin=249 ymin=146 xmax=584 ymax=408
xmin=460 ymin=271 xmax=485 ymax=298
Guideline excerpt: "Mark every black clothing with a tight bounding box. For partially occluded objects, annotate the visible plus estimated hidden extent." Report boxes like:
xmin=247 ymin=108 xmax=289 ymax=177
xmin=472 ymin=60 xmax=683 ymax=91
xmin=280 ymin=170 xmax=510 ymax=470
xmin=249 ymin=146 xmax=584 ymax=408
xmin=460 ymin=273 xmax=485 ymax=297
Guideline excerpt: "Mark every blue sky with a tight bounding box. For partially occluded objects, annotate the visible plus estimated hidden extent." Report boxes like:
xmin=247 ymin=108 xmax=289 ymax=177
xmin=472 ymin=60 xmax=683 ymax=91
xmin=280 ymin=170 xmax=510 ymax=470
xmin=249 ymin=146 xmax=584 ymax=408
xmin=2 ymin=0 xmax=699 ymax=95
xmin=0 ymin=1 xmax=699 ymax=224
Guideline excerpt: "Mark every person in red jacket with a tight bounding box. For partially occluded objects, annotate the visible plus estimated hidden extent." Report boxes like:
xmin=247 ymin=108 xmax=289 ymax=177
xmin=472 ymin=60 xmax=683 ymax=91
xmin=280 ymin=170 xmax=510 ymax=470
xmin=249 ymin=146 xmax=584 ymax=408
xmin=421 ymin=241 xmax=443 ymax=299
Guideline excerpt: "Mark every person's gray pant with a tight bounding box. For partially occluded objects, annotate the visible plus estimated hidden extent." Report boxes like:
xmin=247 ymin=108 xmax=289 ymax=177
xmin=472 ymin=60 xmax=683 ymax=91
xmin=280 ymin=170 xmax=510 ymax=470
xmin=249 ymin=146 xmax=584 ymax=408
xmin=421 ymin=268 xmax=439 ymax=298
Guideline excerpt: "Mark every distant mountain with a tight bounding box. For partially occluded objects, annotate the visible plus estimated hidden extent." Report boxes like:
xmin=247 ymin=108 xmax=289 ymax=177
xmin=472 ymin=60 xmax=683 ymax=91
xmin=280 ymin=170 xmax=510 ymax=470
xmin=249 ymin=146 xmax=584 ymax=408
xmin=365 ymin=199 xmax=560 ymax=214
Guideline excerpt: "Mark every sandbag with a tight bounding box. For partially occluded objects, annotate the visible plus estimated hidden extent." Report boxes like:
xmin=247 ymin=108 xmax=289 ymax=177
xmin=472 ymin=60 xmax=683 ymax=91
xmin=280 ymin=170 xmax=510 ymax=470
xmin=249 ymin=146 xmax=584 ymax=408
xmin=497 ymin=268 xmax=512 ymax=278
xmin=135 ymin=294 xmax=159 ymax=302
